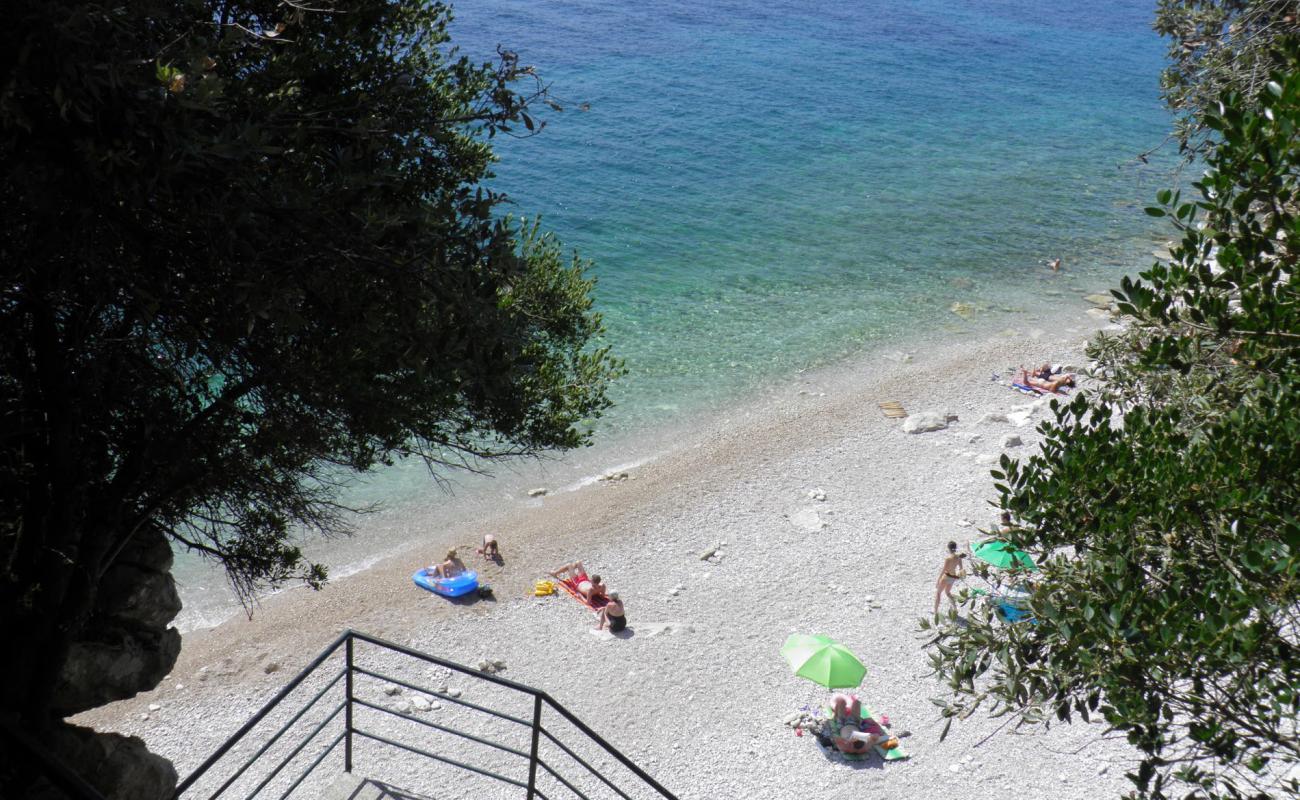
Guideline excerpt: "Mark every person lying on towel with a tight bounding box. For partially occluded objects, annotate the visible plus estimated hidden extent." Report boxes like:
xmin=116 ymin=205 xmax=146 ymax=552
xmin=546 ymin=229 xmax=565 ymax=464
xmin=829 ymin=694 xmax=896 ymax=754
xmin=1018 ymin=363 xmax=1076 ymax=393
xmin=550 ymin=560 xmax=607 ymax=603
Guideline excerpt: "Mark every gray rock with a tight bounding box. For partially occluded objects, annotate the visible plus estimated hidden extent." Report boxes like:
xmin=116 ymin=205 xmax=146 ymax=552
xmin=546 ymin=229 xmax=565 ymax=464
xmin=978 ymin=412 xmax=1010 ymax=425
xmin=527 ymin=487 xmax=548 ymax=497
xmin=902 ymin=411 xmax=947 ymax=433
xmin=412 ymin=697 xmax=432 ymax=712
xmin=147 ymin=703 xmax=160 ymax=712
xmin=382 ymin=683 xmax=401 ymax=696
xmin=53 ymin=525 xmax=182 ymax=716
xmin=54 ymin=626 xmax=181 ymax=716
xmin=1002 ymin=434 xmax=1023 ymax=448
xmin=43 ymin=723 xmax=177 ymax=800
xmin=394 ymin=700 xmax=412 ymax=714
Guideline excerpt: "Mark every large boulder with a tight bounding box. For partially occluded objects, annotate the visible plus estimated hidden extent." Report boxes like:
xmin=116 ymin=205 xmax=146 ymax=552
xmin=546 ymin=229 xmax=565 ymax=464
xmin=35 ymin=723 xmax=177 ymax=800
xmin=53 ymin=626 xmax=181 ymax=717
xmin=52 ymin=526 xmax=181 ymax=715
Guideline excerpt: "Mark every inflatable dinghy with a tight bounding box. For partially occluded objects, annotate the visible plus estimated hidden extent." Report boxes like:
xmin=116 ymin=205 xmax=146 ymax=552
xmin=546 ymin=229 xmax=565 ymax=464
xmin=413 ymin=568 xmax=479 ymax=598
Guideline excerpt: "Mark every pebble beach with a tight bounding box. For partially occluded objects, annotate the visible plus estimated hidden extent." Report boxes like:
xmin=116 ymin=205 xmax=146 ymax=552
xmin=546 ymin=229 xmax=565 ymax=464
xmin=77 ymin=302 xmax=1144 ymax=800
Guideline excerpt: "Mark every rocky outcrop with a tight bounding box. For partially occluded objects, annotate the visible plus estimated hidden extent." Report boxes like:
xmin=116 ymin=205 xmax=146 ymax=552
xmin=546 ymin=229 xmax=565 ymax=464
xmin=40 ymin=723 xmax=177 ymax=800
xmin=52 ymin=525 xmax=181 ymax=716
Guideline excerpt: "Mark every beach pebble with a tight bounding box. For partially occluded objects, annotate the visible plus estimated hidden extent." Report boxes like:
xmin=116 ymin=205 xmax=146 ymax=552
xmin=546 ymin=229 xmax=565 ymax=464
xmin=148 ymin=704 xmax=161 ymax=712
xmin=394 ymin=700 xmax=412 ymax=714
xmin=808 ymin=488 xmax=827 ymax=502
xmin=139 ymin=713 xmax=149 ymax=721
xmin=955 ymin=519 xmax=972 ymax=528
xmin=967 ymin=433 xmax=982 ymax=443
xmin=789 ymin=508 xmax=825 ymax=531
xmin=412 ymin=697 xmax=432 ymax=712
xmin=174 ymin=684 xmax=184 ymax=691
xmin=949 ymin=764 xmax=962 ymax=773
xmin=1002 ymin=434 xmax=1023 ymax=448
xmin=979 ymin=412 xmax=1010 ymax=425
xmin=448 ymin=688 xmax=462 ymax=698
xmin=263 ymin=661 xmax=280 ymax=674
xmin=527 ymin=487 xmax=548 ymax=497
xmin=902 ymin=411 xmax=947 ymax=433
xmin=1098 ymin=765 xmax=1110 ymax=775
xmin=382 ymin=683 xmax=401 ymax=696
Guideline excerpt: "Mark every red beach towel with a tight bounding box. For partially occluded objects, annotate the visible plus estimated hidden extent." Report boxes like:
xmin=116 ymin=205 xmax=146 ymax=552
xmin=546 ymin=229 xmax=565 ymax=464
xmin=557 ymin=577 xmax=610 ymax=611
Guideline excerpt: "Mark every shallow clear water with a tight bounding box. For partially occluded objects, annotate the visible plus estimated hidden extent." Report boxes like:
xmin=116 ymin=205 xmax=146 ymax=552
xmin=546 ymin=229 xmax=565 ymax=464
xmin=450 ymin=0 xmax=1172 ymax=434
xmin=172 ymin=0 xmax=1178 ymax=626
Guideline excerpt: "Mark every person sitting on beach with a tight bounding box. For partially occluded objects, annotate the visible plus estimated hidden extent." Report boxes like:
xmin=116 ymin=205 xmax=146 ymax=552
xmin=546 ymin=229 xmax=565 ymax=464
xmin=1018 ymin=363 xmax=1075 ymax=393
xmin=551 ymin=561 xmax=607 ymax=602
xmin=595 ymin=592 xmax=626 ymax=632
xmin=430 ymin=549 xmax=467 ymax=580
xmin=934 ymin=541 xmax=968 ymax=616
xmin=476 ymin=533 xmax=500 ymax=559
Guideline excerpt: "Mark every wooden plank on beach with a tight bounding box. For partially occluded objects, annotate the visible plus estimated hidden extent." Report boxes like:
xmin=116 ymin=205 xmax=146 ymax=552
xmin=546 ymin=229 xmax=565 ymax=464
xmin=878 ymin=401 xmax=908 ymax=419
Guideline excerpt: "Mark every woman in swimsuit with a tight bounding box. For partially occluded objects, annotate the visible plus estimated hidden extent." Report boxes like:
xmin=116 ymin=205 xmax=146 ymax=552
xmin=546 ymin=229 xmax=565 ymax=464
xmin=1019 ymin=363 xmax=1076 ymax=393
xmin=595 ymin=592 xmax=626 ymax=632
xmin=431 ymin=549 xmax=466 ymax=580
xmin=933 ymin=541 xmax=967 ymax=616
xmin=829 ymin=694 xmax=883 ymax=754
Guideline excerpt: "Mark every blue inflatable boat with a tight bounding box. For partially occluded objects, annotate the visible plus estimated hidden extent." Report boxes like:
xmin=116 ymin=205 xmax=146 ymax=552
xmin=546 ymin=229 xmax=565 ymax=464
xmin=413 ymin=568 xmax=479 ymax=598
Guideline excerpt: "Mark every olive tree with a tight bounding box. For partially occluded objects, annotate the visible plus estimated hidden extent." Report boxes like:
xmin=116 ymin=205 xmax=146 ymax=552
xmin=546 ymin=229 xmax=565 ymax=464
xmin=925 ymin=53 xmax=1300 ymax=800
xmin=0 ymin=1 xmax=618 ymax=795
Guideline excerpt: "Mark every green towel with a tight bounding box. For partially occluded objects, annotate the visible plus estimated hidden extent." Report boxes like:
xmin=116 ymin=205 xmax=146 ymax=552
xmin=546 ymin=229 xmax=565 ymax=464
xmin=820 ymin=705 xmax=910 ymax=762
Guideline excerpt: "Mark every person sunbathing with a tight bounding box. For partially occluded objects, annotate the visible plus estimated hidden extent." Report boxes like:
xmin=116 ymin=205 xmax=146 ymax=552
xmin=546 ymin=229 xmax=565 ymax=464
xmin=1018 ymin=363 xmax=1075 ymax=393
xmin=550 ymin=561 xmax=607 ymax=603
xmin=829 ymin=694 xmax=884 ymax=754
xmin=430 ymin=549 xmax=467 ymax=580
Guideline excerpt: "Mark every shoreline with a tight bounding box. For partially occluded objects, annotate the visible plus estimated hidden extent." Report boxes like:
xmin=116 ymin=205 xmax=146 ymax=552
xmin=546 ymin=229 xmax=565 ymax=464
xmin=78 ymin=300 xmax=1138 ymax=799
xmin=168 ymin=289 xmax=1122 ymax=634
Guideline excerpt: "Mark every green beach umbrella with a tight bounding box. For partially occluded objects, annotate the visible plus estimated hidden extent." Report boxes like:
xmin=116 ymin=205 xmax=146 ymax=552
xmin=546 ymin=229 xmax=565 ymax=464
xmin=780 ymin=633 xmax=867 ymax=689
xmin=971 ymin=539 xmax=1037 ymax=571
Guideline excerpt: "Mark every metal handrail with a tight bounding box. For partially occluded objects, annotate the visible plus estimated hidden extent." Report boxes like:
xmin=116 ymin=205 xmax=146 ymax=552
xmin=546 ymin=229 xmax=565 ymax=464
xmin=175 ymin=630 xmax=350 ymax=797
xmin=204 ymin=668 xmax=347 ymax=800
xmin=175 ymin=629 xmax=678 ymax=800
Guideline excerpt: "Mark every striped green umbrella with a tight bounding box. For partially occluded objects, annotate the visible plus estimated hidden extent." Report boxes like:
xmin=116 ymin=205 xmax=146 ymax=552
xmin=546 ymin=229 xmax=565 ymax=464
xmin=971 ymin=539 xmax=1037 ymax=571
xmin=780 ymin=633 xmax=866 ymax=689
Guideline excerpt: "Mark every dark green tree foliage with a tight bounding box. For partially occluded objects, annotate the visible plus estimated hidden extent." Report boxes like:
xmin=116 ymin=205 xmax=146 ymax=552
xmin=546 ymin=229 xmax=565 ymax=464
xmin=0 ymin=0 xmax=616 ymax=741
xmin=925 ymin=55 xmax=1300 ymax=800
xmin=1155 ymin=0 xmax=1300 ymax=151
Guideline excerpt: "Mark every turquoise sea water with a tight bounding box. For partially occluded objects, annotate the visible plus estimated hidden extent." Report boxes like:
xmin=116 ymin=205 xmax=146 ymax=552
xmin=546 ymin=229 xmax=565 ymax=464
xmin=173 ymin=1 xmax=1178 ymax=626
xmin=449 ymin=0 xmax=1173 ymax=435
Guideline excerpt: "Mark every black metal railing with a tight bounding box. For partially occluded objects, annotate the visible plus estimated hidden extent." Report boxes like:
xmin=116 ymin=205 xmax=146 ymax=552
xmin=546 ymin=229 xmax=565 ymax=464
xmin=173 ymin=629 xmax=679 ymax=800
